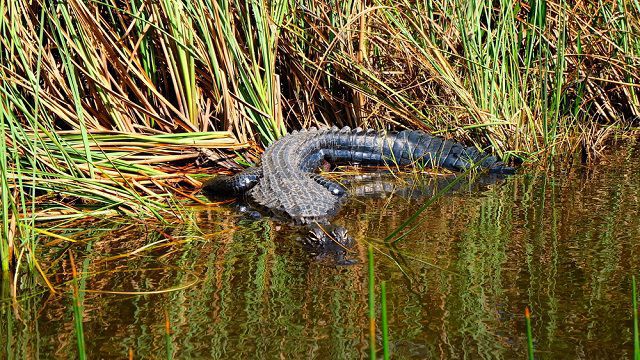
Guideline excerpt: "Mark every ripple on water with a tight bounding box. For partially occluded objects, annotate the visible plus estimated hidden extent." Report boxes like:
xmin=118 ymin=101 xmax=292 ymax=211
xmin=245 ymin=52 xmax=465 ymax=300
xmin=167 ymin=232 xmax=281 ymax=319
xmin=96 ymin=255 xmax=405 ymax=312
xmin=2 ymin=142 xmax=640 ymax=359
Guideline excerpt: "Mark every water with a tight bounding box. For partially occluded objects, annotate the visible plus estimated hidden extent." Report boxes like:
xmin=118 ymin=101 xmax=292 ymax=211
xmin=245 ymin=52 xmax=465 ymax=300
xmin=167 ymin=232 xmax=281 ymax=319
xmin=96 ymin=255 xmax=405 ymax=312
xmin=1 ymin=142 xmax=639 ymax=359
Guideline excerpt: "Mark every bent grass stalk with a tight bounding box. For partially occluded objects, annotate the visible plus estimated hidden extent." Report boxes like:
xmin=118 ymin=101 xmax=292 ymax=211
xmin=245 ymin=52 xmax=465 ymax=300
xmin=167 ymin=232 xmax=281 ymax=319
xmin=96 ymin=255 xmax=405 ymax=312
xmin=386 ymin=162 xmax=479 ymax=245
xmin=0 ymin=107 xmax=12 ymax=272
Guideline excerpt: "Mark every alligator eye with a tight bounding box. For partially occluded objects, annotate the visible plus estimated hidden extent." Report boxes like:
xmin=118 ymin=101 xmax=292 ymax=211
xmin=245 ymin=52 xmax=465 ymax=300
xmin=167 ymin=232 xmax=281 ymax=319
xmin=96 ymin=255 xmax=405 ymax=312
xmin=332 ymin=189 xmax=340 ymax=195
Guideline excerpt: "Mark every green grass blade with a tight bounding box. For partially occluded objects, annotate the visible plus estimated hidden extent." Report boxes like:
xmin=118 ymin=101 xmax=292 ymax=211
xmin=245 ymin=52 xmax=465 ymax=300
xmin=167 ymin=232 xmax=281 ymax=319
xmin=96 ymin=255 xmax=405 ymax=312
xmin=368 ymin=244 xmax=376 ymax=359
xmin=526 ymin=306 xmax=534 ymax=360
xmin=69 ymin=252 xmax=86 ymax=360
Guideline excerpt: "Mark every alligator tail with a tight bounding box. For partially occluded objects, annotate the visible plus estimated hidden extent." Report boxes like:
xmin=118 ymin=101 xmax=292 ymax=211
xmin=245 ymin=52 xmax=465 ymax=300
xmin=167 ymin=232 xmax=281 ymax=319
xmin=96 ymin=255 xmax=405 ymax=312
xmin=325 ymin=127 xmax=515 ymax=174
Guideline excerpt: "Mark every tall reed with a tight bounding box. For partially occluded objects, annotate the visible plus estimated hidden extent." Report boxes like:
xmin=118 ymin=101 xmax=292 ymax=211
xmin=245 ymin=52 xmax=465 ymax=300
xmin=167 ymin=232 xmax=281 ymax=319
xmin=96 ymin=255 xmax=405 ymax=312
xmin=525 ymin=306 xmax=534 ymax=360
xmin=2 ymin=0 xmax=640 ymax=275
xmin=285 ymin=0 xmax=638 ymax=158
xmin=69 ymin=252 xmax=86 ymax=360
xmin=368 ymin=244 xmax=376 ymax=359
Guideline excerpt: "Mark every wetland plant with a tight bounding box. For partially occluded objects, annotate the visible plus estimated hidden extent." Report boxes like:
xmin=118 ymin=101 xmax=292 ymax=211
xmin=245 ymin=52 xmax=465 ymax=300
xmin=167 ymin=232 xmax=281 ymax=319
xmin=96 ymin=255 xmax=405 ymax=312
xmin=2 ymin=0 xmax=640 ymax=274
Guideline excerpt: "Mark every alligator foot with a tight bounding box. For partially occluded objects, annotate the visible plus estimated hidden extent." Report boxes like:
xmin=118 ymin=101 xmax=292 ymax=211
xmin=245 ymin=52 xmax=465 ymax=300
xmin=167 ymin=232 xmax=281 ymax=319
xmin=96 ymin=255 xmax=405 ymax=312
xmin=300 ymin=225 xmax=357 ymax=265
xmin=236 ymin=204 xmax=263 ymax=220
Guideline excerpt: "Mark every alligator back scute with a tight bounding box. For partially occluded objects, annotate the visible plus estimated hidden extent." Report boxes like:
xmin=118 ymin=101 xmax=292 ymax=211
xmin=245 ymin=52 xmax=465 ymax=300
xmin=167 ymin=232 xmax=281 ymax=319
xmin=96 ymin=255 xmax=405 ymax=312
xmin=247 ymin=130 xmax=344 ymax=223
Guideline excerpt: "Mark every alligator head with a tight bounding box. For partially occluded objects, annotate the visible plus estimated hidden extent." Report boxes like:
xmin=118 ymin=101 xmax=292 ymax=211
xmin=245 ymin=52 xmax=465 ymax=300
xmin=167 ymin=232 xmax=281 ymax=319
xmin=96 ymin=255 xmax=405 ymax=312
xmin=299 ymin=224 xmax=357 ymax=265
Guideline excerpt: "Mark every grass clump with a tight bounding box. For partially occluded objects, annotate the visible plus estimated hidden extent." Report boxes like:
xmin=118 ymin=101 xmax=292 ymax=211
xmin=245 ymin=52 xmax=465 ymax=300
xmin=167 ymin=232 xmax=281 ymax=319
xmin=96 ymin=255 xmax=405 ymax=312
xmin=1 ymin=0 xmax=640 ymax=275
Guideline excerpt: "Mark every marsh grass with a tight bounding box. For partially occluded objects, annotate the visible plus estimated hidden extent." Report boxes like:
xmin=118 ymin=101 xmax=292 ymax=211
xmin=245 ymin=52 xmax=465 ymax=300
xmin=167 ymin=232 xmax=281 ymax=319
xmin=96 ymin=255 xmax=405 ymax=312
xmin=1 ymin=1 xmax=639 ymax=275
xmin=525 ymin=307 xmax=534 ymax=360
xmin=368 ymin=244 xmax=376 ymax=359
xmin=165 ymin=309 xmax=174 ymax=360
xmin=69 ymin=252 xmax=86 ymax=360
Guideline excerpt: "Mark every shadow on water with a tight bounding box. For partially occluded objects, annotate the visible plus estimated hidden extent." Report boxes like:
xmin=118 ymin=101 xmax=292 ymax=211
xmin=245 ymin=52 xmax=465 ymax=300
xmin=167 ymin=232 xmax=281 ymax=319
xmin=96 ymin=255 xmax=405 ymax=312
xmin=1 ymin=142 xmax=640 ymax=359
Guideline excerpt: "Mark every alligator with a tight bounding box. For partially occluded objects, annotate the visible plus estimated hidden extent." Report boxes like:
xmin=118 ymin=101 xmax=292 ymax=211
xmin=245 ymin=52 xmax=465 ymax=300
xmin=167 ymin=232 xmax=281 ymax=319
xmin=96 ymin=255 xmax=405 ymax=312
xmin=202 ymin=126 xmax=514 ymax=263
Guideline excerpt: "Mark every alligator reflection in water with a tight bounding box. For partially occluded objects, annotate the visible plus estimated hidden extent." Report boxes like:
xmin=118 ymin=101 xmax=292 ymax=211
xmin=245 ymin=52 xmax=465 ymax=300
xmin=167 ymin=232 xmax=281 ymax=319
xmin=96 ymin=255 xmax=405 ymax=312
xmin=205 ymin=171 xmax=506 ymax=264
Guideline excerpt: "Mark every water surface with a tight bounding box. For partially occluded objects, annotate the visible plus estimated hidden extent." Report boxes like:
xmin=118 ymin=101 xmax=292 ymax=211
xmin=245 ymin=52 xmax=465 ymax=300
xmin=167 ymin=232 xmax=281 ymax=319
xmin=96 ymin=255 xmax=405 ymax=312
xmin=1 ymin=141 xmax=639 ymax=359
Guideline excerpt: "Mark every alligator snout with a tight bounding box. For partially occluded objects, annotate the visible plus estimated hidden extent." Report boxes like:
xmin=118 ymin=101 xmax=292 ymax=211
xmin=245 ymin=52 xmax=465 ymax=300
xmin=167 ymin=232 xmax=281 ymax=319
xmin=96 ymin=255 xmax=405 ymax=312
xmin=300 ymin=225 xmax=357 ymax=265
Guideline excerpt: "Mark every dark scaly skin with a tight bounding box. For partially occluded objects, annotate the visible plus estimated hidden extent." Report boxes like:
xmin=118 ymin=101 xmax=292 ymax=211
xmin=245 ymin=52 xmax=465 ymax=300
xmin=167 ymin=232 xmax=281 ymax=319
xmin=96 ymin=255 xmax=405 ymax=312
xmin=208 ymin=170 xmax=507 ymax=265
xmin=201 ymin=166 xmax=263 ymax=196
xmin=202 ymin=126 xmax=514 ymax=224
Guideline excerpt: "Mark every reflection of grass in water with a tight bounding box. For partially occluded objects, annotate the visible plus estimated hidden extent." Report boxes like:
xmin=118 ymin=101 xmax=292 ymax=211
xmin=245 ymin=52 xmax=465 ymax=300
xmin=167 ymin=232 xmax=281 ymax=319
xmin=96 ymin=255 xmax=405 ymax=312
xmin=362 ymin=176 xmax=511 ymax=357
xmin=633 ymin=275 xmax=639 ymax=360
xmin=239 ymin=220 xmax=272 ymax=353
xmin=147 ymin=216 xmax=365 ymax=358
xmin=453 ymin=192 xmax=511 ymax=358
xmin=584 ymin=181 xmax=623 ymax=338
xmin=69 ymin=252 xmax=87 ymax=360
xmin=520 ymin=175 xmax=561 ymax=352
xmin=381 ymin=280 xmax=390 ymax=360
xmin=544 ymin=179 xmax=559 ymax=348
xmin=368 ymin=243 xmax=391 ymax=360
xmin=4 ymin=155 xmax=640 ymax=358
xmin=1 ymin=273 xmax=50 ymax=359
xmin=0 ymin=277 xmax=16 ymax=359
xmin=529 ymin=158 xmax=640 ymax=354
xmin=351 ymin=173 xmax=511 ymax=357
xmin=516 ymin=169 xmax=634 ymax=354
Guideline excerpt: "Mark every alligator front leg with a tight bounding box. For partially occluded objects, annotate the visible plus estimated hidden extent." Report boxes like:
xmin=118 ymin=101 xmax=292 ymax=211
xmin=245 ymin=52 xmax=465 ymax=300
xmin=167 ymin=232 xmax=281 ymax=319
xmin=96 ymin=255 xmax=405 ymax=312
xmin=202 ymin=166 xmax=263 ymax=198
xmin=308 ymin=173 xmax=347 ymax=197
